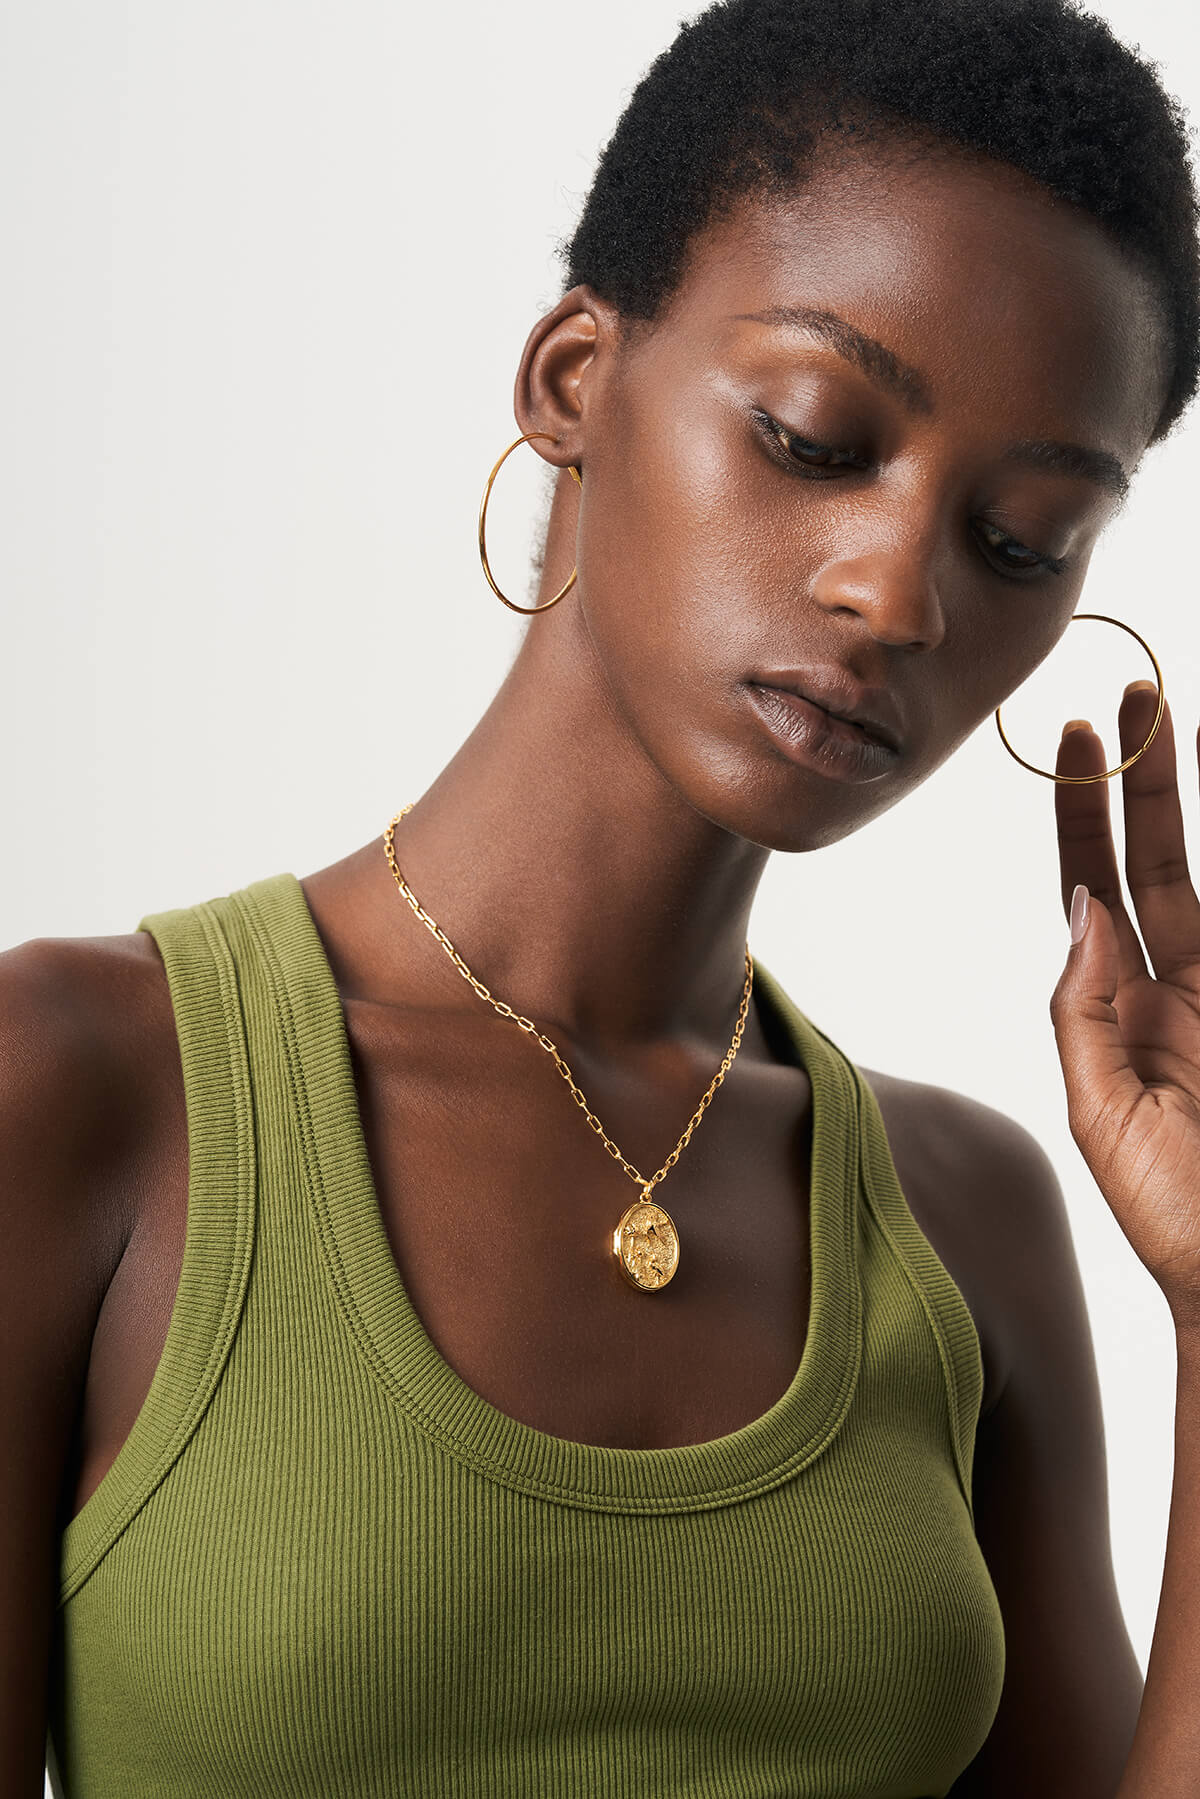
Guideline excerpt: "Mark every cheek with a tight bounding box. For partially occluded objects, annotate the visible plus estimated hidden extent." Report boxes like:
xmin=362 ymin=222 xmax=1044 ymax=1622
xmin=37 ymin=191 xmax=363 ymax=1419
xmin=909 ymin=605 xmax=1078 ymax=780
xmin=573 ymin=413 xmax=765 ymax=696
xmin=573 ymin=492 xmax=714 ymax=734
xmin=969 ymin=599 xmax=1079 ymax=708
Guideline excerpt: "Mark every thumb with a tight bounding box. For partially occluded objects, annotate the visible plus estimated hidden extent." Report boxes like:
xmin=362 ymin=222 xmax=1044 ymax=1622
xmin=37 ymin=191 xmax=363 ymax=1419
xmin=1050 ymin=884 xmax=1142 ymax=1149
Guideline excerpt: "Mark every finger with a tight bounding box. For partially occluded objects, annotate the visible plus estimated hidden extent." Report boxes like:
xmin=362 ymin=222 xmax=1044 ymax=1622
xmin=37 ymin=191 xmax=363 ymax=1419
xmin=1117 ymin=680 xmax=1200 ymax=985
xmin=1050 ymin=887 xmax=1147 ymax=1158
xmin=1054 ymin=717 xmax=1148 ymax=989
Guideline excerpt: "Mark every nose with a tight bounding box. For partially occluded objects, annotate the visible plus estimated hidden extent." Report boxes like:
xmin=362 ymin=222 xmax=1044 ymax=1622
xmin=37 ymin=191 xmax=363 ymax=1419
xmin=811 ymin=545 xmax=946 ymax=650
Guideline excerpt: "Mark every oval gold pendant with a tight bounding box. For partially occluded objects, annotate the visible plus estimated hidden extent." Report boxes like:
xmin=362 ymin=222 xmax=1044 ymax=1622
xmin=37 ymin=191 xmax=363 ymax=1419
xmin=613 ymin=1195 xmax=680 ymax=1292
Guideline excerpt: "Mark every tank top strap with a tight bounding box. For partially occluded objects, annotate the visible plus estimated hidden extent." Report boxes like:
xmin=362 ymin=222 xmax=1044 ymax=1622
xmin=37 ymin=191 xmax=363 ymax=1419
xmin=57 ymin=891 xmax=257 ymax=1604
xmin=849 ymin=1059 xmax=985 ymax=1522
xmin=754 ymin=963 xmax=984 ymax=1522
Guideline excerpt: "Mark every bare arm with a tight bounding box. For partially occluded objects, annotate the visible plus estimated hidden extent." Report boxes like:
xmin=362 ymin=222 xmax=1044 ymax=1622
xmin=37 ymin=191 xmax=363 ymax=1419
xmin=0 ymin=938 xmax=137 ymax=1796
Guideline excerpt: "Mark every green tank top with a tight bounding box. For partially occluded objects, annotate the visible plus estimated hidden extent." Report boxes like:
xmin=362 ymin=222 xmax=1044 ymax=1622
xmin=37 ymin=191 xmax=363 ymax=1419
xmin=46 ymin=872 xmax=1005 ymax=1797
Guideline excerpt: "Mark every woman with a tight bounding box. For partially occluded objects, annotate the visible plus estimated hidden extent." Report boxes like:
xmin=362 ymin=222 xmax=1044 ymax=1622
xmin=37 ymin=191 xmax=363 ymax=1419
xmin=7 ymin=0 xmax=1200 ymax=1793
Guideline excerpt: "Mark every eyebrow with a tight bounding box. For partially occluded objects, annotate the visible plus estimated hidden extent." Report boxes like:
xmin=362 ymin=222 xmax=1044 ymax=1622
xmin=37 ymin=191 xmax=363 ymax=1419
xmin=731 ymin=305 xmax=1131 ymax=504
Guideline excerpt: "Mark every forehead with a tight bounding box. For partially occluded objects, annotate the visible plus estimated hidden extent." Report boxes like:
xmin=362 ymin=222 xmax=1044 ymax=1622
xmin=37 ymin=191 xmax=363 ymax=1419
xmin=659 ymin=144 xmax=1164 ymax=460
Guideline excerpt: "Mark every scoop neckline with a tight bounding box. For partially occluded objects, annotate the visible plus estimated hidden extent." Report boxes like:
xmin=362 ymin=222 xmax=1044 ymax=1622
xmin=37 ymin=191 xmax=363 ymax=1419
xmin=242 ymin=871 xmax=865 ymax=1514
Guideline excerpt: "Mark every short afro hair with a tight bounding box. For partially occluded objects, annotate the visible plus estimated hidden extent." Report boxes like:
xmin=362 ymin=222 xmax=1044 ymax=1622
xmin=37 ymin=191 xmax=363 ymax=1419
xmin=555 ymin=0 xmax=1200 ymax=445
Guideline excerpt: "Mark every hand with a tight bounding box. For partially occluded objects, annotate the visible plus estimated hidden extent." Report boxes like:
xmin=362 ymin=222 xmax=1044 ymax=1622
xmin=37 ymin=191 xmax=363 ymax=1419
xmin=1050 ymin=680 xmax=1200 ymax=1331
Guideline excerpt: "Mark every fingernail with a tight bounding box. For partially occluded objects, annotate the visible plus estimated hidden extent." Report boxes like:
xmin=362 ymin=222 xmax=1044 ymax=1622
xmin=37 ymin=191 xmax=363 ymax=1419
xmin=1061 ymin=718 xmax=1092 ymax=738
xmin=1070 ymin=883 xmax=1090 ymax=943
xmin=1124 ymin=680 xmax=1157 ymax=696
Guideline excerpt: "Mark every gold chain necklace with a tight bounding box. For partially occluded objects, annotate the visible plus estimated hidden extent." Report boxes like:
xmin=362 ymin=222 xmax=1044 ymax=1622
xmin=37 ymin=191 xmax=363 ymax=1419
xmin=382 ymin=805 xmax=755 ymax=1292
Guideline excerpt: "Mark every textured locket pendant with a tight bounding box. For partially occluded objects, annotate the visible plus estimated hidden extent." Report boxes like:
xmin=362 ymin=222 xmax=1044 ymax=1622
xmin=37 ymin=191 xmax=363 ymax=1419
xmin=613 ymin=1189 xmax=680 ymax=1292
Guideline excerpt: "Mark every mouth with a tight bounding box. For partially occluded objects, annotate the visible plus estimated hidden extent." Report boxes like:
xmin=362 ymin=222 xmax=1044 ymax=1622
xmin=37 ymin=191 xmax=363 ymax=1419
xmin=764 ymin=689 xmax=888 ymax=749
xmin=748 ymin=665 xmax=906 ymax=754
xmin=744 ymin=682 xmax=902 ymax=782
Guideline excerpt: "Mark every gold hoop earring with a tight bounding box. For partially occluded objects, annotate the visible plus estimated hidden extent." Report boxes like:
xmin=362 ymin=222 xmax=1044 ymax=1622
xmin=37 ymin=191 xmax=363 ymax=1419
xmin=995 ymin=611 xmax=1166 ymax=783
xmin=477 ymin=431 xmax=583 ymax=615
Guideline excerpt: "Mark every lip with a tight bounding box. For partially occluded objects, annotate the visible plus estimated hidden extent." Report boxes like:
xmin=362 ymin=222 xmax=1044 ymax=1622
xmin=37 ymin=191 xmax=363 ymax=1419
xmin=745 ymin=682 xmax=901 ymax=783
xmin=751 ymin=663 xmax=906 ymax=753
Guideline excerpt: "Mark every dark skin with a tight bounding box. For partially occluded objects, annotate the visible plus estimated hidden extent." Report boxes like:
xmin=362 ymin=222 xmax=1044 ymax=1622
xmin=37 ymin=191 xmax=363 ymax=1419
xmin=0 ymin=138 xmax=1175 ymax=1793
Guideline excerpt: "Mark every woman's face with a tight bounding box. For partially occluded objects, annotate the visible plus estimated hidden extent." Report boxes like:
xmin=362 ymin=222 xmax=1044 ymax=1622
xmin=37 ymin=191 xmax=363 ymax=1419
xmin=555 ymin=140 xmax=1168 ymax=851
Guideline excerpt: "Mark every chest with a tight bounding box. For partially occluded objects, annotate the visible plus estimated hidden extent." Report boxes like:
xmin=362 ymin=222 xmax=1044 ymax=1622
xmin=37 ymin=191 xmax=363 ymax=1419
xmin=55 ymin=1196 xmax=1006 ymax=1799
xmin=63 ymin=995 xmax=998 ymax=1523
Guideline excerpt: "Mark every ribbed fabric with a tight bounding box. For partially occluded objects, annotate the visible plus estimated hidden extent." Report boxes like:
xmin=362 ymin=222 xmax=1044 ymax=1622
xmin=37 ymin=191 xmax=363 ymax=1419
xmin=46 ymin=871 xmax=1005 ymax=1797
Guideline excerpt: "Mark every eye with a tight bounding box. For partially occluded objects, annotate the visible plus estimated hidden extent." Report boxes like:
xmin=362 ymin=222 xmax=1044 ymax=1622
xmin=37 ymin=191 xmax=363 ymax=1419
xmin=750 ymin=408 xmax=868 ymax=478
xmin=751 ymin=408 xmax=1069 ymax=580
xmin=973 ymin=519 xmax=1068 ymax=580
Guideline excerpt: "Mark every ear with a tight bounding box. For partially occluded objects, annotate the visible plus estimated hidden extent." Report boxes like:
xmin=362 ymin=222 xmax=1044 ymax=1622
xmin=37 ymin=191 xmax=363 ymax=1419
xmin=511 ymin=283 xmax=622 ymax=478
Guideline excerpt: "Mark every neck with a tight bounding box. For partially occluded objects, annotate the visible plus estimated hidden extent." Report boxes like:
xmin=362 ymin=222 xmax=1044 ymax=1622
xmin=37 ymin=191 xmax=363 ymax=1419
xmin=325 ymin=483 xmax=777 ymax=1054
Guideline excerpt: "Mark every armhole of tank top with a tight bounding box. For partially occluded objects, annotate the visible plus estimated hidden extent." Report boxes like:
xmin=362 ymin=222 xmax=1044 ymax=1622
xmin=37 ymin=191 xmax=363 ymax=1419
xmin=847 ymin=1057 xmax=985 ymax=1525
xmin=56 ymin=895 xmax=256 ymax=1606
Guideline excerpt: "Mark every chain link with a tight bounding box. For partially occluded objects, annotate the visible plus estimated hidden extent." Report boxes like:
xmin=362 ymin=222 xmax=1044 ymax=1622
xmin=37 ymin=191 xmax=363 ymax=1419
xmin=382 ymin=806 xmax=755 ymax=1198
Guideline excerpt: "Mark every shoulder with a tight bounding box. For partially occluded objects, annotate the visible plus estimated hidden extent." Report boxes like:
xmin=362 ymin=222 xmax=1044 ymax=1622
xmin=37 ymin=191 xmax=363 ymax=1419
xmin=0 ymin=925 xmax=168 ymax=1090
xmin=0 ymin=927 xmax=174 ymax=1258
xmin=0 ymin=925 xmax=181 ymax=1472
xmin=856 ymin=1064 xmax=1076 ymax=1420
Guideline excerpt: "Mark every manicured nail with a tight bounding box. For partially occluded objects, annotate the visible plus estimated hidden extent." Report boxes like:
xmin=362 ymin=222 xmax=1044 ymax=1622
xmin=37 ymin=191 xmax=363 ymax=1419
xmin=1070 ymin=883 xmax=1090 ymax=943
xmin=1124 ymin=680 xmax=1157 ymax=696
xmin=1061 ymin=718 xmax=1092 ymax=738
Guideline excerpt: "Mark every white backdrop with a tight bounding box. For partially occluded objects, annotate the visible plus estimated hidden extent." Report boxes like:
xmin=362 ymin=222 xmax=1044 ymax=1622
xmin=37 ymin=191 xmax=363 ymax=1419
xmin=3 ymin=1 xmax=1198 ymax=1769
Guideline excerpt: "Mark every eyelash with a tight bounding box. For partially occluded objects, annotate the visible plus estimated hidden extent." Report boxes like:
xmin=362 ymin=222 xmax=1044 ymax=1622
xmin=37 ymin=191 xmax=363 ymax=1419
xmin=750 ymin=409 xmax=1069 ymax=580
